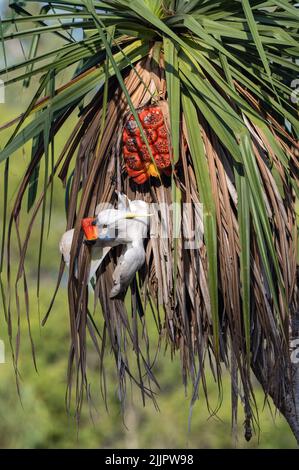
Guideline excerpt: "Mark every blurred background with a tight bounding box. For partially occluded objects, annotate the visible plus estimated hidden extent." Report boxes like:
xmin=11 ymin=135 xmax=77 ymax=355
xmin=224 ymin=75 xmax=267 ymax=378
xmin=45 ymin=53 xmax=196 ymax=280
xmin=0 ymin=0 xmax=297 ymax=449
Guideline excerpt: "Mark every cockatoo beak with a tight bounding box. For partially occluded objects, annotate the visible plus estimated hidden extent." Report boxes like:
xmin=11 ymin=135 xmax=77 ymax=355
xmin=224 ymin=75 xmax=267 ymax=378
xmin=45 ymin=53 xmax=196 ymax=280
xmin=81 ymin=217 xmax=98 ymax=242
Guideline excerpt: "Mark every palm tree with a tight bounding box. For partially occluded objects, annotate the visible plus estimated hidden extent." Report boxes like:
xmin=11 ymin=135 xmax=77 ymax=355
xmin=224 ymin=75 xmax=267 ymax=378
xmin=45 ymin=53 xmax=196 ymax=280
xmin=0 ymin=0 xmax=298 ymax=444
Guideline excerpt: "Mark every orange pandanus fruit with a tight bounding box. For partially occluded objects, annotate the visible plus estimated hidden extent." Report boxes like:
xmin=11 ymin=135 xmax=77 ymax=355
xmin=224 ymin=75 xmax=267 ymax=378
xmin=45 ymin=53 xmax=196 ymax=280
xmin=123 ymin=106 xmax=172 ymax=184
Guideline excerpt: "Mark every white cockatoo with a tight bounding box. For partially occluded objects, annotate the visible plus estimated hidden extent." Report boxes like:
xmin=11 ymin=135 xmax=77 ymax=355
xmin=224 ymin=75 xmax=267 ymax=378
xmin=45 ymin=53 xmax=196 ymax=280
xmin=59 ymin=192 xmax=151 ymax=298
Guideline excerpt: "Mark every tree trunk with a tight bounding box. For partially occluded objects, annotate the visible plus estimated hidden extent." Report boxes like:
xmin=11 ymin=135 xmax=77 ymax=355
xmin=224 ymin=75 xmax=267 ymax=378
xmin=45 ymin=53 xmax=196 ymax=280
xmin=252 ymin=307 xmax=299 ymax=445
xmin=279 ymin=311 xmax=299 ymax=445
xmin=281 ymin=362 xmax=299 ymax=445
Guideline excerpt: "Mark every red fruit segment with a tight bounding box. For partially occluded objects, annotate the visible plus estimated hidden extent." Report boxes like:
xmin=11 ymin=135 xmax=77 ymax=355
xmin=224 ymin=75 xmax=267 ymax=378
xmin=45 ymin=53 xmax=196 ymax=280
xmin=138 ymin=144 xmax=156 ymax=162
xmin=155 ymin=153 xmax=171 ymax=170
xmin=154 ymin=137 xmax=169 ymax=154
xmin=145 ymin=128 xmax=158 ymax=144
xmin=123 ymin=152 xmax=144 ymax=171
xmin=126 ymin=167 xmax=146 ymax=177
xmin=139 ymin=107 xmax=164 ymax=129
xmin=126 ymin=166 xmax=149 ymax=184
xmin=125 ymin=136 xmax=141 ymax=153
xmin=122 ymin=129 xmax=130 ymax=142
xmin=125 ymin=116 xmax=140 ymax=136
xmin=157 ymin=125 xmax=168 ymax=139
xmin=133 ymin=172 xmax=149 ymax=184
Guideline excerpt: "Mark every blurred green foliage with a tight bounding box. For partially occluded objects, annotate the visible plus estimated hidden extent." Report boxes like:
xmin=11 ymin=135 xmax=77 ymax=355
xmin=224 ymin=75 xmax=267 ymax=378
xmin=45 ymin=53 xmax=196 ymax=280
xmin=0 ymin=95 xmax=297 ymax=449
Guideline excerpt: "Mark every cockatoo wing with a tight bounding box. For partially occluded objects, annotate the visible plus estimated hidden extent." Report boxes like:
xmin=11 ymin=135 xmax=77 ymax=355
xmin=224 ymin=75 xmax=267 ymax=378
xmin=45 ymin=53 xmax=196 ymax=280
xmin=110 ymin=242 xmax=145 ymax=298
xmin=59 ymin=229 xmax=74 ymax=267
xmin=89 ymin=246 xmax=111 ymax=281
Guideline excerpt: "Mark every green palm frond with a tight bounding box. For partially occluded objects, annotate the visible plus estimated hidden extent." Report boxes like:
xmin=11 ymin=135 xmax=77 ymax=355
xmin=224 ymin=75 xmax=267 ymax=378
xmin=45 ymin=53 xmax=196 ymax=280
xmin=0 ymin=0 xmax=298 ymax=442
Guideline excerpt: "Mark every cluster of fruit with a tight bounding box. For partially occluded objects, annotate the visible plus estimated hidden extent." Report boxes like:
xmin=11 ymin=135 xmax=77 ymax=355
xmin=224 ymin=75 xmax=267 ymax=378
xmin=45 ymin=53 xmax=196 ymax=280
xmin=122 ymin=106 xmax=172 ymax=184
